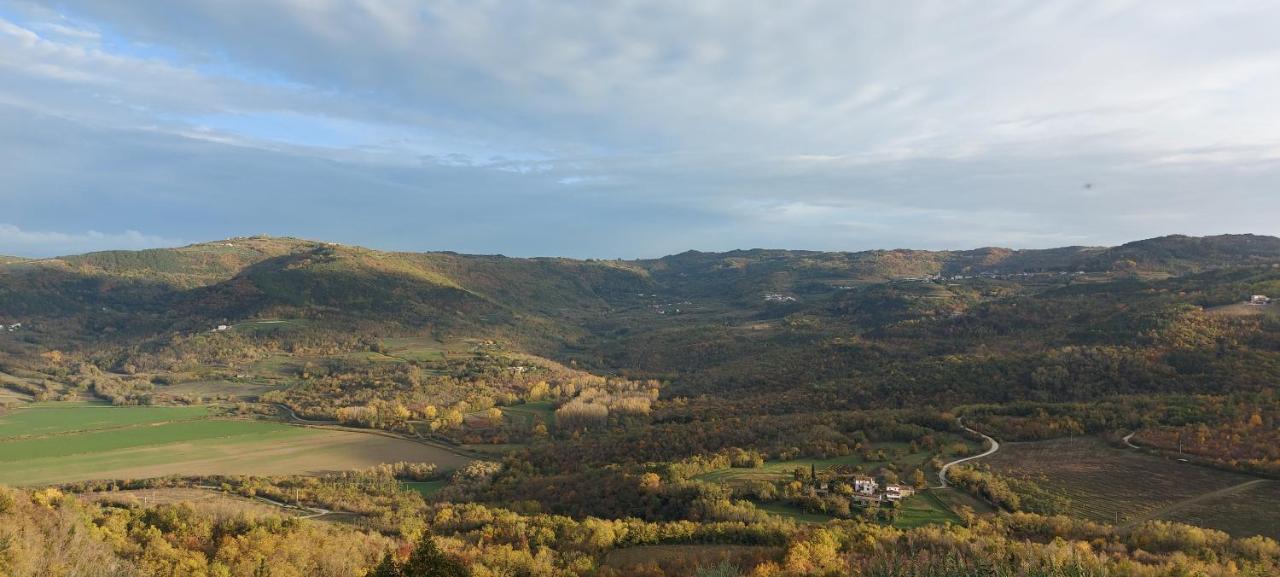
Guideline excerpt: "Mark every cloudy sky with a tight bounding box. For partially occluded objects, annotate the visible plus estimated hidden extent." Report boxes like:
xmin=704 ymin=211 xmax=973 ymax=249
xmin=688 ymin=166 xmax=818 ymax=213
xmin=2 ymin=1 xmax=1278 ymax=258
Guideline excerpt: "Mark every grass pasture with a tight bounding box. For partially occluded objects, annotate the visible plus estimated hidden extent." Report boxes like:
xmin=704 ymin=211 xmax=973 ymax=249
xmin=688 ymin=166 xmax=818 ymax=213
xmin=501 ymin=400 xmax=556 ymax=426
xmin=894 ymin=491 xmax=963 ymax=528
xmin=402 ymin=480 xmax=448 ymax=498
xmin=0 ymin=403 xmax=207 ymax=439
xmin=985 ymin=437 xmax=1258 ymax=527
xmin=0 ymin=403 xmax=472 ymax=486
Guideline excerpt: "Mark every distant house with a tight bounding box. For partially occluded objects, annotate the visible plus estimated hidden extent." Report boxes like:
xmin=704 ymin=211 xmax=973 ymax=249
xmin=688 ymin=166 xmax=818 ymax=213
xmin=884 ymin=484 xmax=915 ymax=501
xmin=214 ymin=325 xmax=230 ymax=332
xmin=6 ymin=323 xmax=21 ymax=332
xmin=1250 ymin=295 xmax=1271 ymax=305
xmin=853 ymin=475 xmax=878 ymax=495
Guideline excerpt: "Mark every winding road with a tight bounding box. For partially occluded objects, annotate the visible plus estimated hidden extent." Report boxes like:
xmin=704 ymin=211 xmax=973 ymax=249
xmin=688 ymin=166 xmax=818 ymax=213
xmin=937 ymin=418 xmax=1001 ymax=488
xmin=1122 ymin=431 xmax=1141 ymax=449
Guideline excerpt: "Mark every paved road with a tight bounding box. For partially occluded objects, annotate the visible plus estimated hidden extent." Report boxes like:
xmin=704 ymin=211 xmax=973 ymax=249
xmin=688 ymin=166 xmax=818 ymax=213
xmin=937 ymin=418 xmax=1001 ymax=488
xmin=1122 ymin=431 xmax=1141 ymax=449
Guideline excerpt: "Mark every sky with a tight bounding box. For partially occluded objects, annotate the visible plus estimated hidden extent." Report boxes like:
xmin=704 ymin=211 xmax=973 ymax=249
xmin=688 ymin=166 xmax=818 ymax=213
xmin=2 ymin=1 xmax=1279 ymax=258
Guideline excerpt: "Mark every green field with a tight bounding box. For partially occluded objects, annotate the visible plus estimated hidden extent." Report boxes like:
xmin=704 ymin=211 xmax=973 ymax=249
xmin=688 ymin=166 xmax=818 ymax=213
xmin=402 ymin=480 xmax=448 ymax=497
xmin=0 ymin=403 xmax=208 ymax=438
xmin=0 ymin=403 xmax=472 ymax=486
xmin=500 ymin=400 xmax=556 ymax=426
xmin=894 ymin=491 xmax=963 ymax=528
xmin=755 ymin=492 xmax=959 ymax=529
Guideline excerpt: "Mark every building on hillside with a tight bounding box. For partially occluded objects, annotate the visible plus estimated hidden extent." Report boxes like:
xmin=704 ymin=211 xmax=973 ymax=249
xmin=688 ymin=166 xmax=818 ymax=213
xmin=1250 ymin=295 xmax=1271 ymax=305
xmin=853 ymin=475 xmax=878 ymax=495
xmin=884 ymin=484 xmax=915 ymax=501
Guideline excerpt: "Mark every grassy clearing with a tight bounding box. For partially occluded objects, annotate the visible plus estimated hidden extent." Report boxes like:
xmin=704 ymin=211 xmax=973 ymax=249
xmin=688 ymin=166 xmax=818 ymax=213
xmin=232 ymin=319 xmax=311 ymax=334
xmin=931 ymin=486 xmax=997 ymax=515
xmin=0 ymin=403 xmax=472 ymax=486
xmin=0 ymin=404 xmax=209 ymax=438
xmin=500 ymin=400 xmax=556 ymax=426
xmin=985 ymin=436 xmax=1257 ymax=525
xmin=381 ymin=336 xmax=449 ymax=363
xmin=402 ymin=480 xmax=448 ymax=498
xmin=894 ymin=491 xmax=962 ymax=528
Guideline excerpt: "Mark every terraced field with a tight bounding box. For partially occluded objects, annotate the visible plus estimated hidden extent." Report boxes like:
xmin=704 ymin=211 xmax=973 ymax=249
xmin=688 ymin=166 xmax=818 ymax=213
xmin=0 ymin=403 xmax=472 ymax=485
xmin=985 ymin=437 xmax=1258 ymax=526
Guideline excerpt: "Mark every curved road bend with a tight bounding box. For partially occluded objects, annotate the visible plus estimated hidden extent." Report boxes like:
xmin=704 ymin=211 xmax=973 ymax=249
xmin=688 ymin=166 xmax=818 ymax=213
xmin=937 ymin=418 xmax=1001 ymax=488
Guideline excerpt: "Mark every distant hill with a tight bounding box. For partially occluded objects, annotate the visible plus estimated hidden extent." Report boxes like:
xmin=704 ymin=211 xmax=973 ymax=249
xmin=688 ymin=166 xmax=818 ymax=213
xmin=1 ymin=233 xmax=1278 ymax=348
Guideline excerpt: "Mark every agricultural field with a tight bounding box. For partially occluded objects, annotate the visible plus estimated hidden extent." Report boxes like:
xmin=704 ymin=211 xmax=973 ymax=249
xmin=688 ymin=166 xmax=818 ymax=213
xmin=985 ymin=437 xmax=1262 ymax=528
xmin=1159 ymin=480 xmax=1280 ymax=540
xmin=0 ymin=402 xmax=208 ymax=438
xmin=0 ymin=403 xmax=473 ymax=486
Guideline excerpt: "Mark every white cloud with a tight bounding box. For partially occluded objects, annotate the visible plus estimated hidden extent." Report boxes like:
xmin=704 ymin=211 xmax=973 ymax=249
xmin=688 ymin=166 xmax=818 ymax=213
xmin=1 ymin=1 xmax=1280 ymax=256
xmin=0 ymin=224 xmax=181 ymax=257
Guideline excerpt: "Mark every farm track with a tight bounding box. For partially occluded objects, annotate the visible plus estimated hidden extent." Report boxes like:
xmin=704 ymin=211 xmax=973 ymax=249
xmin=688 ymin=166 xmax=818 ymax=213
xmin=1119 ymin=479 xmax=1274 ymax=531
xmin=937 ymin=419 xmax=999 ymax=488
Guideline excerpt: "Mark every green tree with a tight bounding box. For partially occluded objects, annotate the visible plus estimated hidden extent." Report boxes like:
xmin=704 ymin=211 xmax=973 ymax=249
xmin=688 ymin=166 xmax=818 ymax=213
xmin=369 ymin=534 xmax=467 ymax=577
